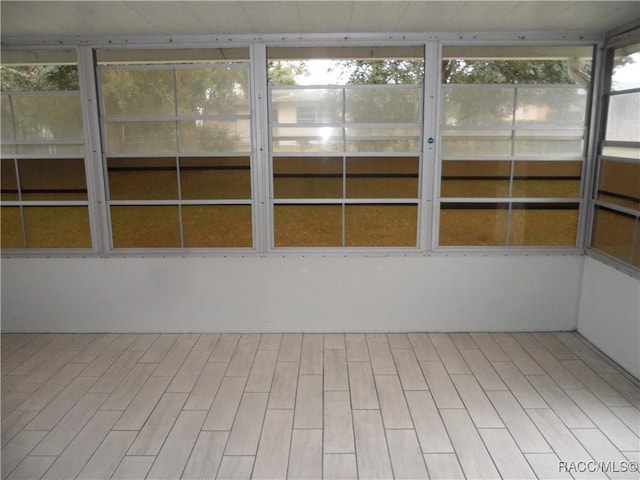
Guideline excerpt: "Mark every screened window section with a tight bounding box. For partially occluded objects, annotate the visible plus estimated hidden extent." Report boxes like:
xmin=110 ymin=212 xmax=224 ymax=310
xmin=1 ymin=50 xmax=92 ymax=249
xmin=439 ymin=46 xmax=593 ymax=247
xmin=97 ymin=49 xmax=253 ymax=249
xmin=591 ymin=41 xmax=640 ymax=268
xmin=268 ymin=47 xmax=424 ymax=248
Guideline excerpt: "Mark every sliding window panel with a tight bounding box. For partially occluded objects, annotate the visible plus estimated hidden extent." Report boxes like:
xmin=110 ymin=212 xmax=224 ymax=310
xmin=19 ymin=159 xmax=88 ymax=200
xmin=441 ymin=130 xmax=512 ymax=157
xmin=440 ymin=160 xmax=510 ymax=198
xmin=345 ymin=127 xmax=421 ymax=153
xmin=596 ymin=158 xmax=640 ymax=210
xmin=591 ymin=206 xmax=636 ymax=264
xmin=104 ymin=121 xmax=177 ymax=154
xmin=512 ymin=161 xmax=582 ymax=198
xmin=273 ymin=156 xmax=342 ymax=199
xmin=0 ymin=207 xmax=24 ymax=248
xmin=100 ymin=69 xmax=175 ymax=116
xmin=442 ymin=86 xmax=514 ymax=127
xmin=1 ymin=159 xmax=19 ymax=201
xmin=180 ymin=156 xmax=251 ymax=200
xmin=274 ymin=204 xmax=342 ymax=247
xmin=182 ymin=205 xmax=252 ymax=248
xmin=107 ymin=157 xmax=178 ymax=200
xmin=514 ymin=130 xmax=584 ymax=156
xmin=345 ymin=204 xmax=417 ymax=247
xmin=271 ymin=89 xmax=342 ymax=124
xmin=110 ymin=206 xmax=181 ymax=248
xmin=606 ymin=93 xmax=640 ymax=142
xmin=439 ymin=203 xmax=508 ymax=246
xmin=346 ymin=157 xmax=418 ymax=198
xmin=176 ymin=68 xmax=249 ymax=116
xmin=515 ymin=88 xmax=587 ymax=126
xmin=272 ymin=127 xmax=343 ymax=153
xmin=178 ymin=120 xmax=251 ymax=153
xmin=509 ymin=203 xmax=578 ymax=246
xmin=11 ymin=94 xmax=83 ymax=142
xmin=23 ymin=206 xmax=91 ymax=248
xmin=345 ymin=88 xmax=421 ymax=124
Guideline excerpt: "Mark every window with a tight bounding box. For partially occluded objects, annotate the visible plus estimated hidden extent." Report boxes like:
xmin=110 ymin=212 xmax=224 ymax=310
xmin=97 ymin=48 xmax=253 ymax=249
xmin=268 ymin=46 xmax=424 ymax=248
xmin=438 ymin=46 xmax=593 ymax=247
xmin=1 ymin=49 xmax=92 ymax=249
xmin=590 ymin=39 xmax=640 ymax=268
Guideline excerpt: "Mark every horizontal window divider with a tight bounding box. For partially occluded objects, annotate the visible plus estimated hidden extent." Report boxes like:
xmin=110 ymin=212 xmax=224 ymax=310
xmin=0 ymin=200 xmax=90 ymax=206
xmin=432 ymin=246 xmax=583 ymax=255
xmin=273 ymin=122 xmax=421 ymax=128
xmin=441 ymin=156 xmax=586 ymax=161
xmin=599 ymin=155 xmax=640 ymax=164
xmin=98 ymin=63 xmax=250 ymax=72
xmin=1 ymin=90 xmax=80 ymax=96
xmin=596 ymin=189 xmax=640 ymax=204
xmin=271 ymin=152 xmax=421 ymax=158
xmin=269 ymin=84 xmax=422 ymax=91
xmin=602 ymin=140 xmax=640 ymax=148
xmin=1 ymin=153 xmax=86 ymax=160
xmin=440 ymin=197 xmax=581 ymax=204
xmin=592 ymin=200 xmax=640 ymax=217
xmin=1 ymin=140 xmax=85 ymax=146
xmin=268 ymin=247 xmax=425 ymax=256
xmin=272 ymin=198 xmax=419 ymax=205
xmin=103 ymin=114 xmax=251 ymax=122
xmin=441 ymin=175 xmax=581 ymax=181
xmin=442 ymin=84 xmax=587 ymax=90
xmin=441 ymin=125 xmax=586 ymax=132
xmin=108 ymin=199 xmax=253 ymax=206
xmin=104 ymin=152 xmax=252 ymax=158
xmin=609 ymin=87 xmax=640 ymax=95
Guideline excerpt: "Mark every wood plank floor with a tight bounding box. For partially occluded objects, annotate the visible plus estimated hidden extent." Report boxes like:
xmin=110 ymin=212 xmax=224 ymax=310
xmin=1 ymin=332 xmax=639 ymax=479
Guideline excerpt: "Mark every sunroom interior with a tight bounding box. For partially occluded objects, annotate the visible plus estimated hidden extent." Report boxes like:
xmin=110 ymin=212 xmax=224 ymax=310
xmin=1 ymin=2 xmax=640 ymax=478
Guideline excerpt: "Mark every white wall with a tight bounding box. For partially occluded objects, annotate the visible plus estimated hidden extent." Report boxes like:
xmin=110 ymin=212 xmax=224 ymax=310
xmin=578 ymin=256 xmax=640 ymax=379
xmin=1 ymin=255 xmax=582 ymax=333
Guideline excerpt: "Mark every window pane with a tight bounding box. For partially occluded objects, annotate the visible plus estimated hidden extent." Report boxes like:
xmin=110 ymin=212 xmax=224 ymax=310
xmin=345 ymin=127 xmax=420 ymax=152
xmin=104 ymin=121 xmax=176 ymax=154
xmin=24 ymin=206 xmax=91 ymax=248
xmin=441 ymin=130 xmax=512 ymax=157
xmin=101 ymin=69 xmax=175 ymax=116
xmin=514 ymin=130 xmax=584 ymax=156
xmin=606 ymin=93 xmax=640 ymax=142
xmin=1 ymin=96 xmax=13 ymax=141
xmin=602 ymin=146 xmax=640 ymax=159
xmin=345 ymin=88 xmax=421 ymax=123
xmin=182 ymin=205 xmax=252 ymax=247
xmin=612 ymin=45 xmax=640 ymax=91
xmin=274 ymin=205 xmax=342 ymax=247
xmin=180 ymin=156 xmax=251 ymax=200
xmin=442 ymin=87 xmax=513 ymax=127
xmin=19 ymin=158 xmax=87 ymax=200
xmin=272 ymin=127 xmax=342 ymax=153
xmin=439 ymin=203 xmax=508 ymax=246
xmin=271 ymin=89 xmax=342 ymax=124
xmin=273 ymin=156 xmax=342 ymax=199
xmin=512 ymin=161 xmax=582 ymax=198
xmin=515 ymin=88 xmax=587 ymax=126
xmin=597 ymin=158 xmax=640 ymax=210
xmin=16 ymin=144 xmax=84 ymax=155
xmin=111 ymin=206 xmax=180 ymax=248
xmin=176 ymin=67 xmax=249 ymax=116
xmin=346 ymin=204 xmax=417 ymax=247
xmin=107 ymin=157 xmax=178 ymax=200
xmin=509 ymin=204 xmax=578 ymax=246
xmin=1 ymin=159 xmax=19 ymax=200
xmin=346 ymin=157 xmax=418 ymax=198
xmin=440 ymin=160 xmax=510 ymax=198
xmin=1 ymin=207 xmax=24 ymax=248
xmin=12 ymin=94 xmax=83 ymax=142
xmin=179 ymin=120 xmax=251 ymax=153
xmin=591 ymin=207 xmax=636 ymax=263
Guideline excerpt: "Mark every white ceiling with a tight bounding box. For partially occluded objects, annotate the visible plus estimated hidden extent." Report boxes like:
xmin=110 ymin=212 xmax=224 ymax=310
xmin=1 ymin=1 xmax=639 ymax=40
